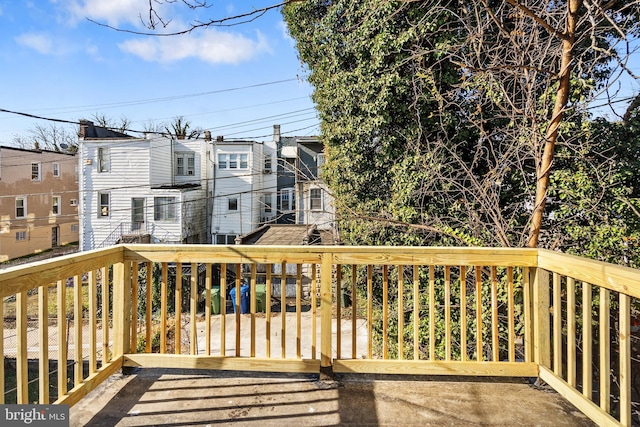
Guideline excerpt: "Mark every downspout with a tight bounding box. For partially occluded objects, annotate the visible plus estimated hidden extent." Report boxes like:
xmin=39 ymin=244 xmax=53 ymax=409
xmin=249 ymin=143 xmax=254 ymax=235
xmin=210 ymin=138 xmax=217 ymax=243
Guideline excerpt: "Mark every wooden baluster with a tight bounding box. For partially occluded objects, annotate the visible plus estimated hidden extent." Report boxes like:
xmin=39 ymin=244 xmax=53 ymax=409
xmin=175 ymin=263 xmax=182 ymax=355
xmin=190 ymin=263 xmax=197 ymax=355
xmin=414 ymin=265 xmax=421 ymax=361
xmin=491 ymin=267 xmax=499 ymax=362
xmin=39 ymin=284 xmax=50 ymax=404
xmin=145 ymin=262 xmax=152 ymax=354
xmin=582 ymin=282 xmax=592 ymax=400
xmin=507 ymin=267 xmax=515 ymax=363
xmin=445 ymin=266 xmax=451 ymax=361
xmin=57 ymin=279 xmax=67 ymax=397
xmin=460 ymin=266 xmax=467 ymax=362
xmin=475 ymin=267 xmax=483 ymax=361
xmin=160 ymin=263 xmax=168 ymax=354
xmin=383 ymin=265 xmax=388 ymax=360
xmin=553 ymin=273 xmax=562 ymax=376
xmin=74 ymin=274 xmax=83 ymax=387
xmin=352 ymin=264 xmax=357 ymax=360
xmin=429 ymin=266 xmax=436 ymax=361
xmin=599 ymin=288 xmax=610 ymax=412
xmin=567 ymin=278 xmax=576 ymax=387
xmin=399 ymin=265 xmax=404 ymax=360
xmin=89 ymin=271 xmax=97 ymax=373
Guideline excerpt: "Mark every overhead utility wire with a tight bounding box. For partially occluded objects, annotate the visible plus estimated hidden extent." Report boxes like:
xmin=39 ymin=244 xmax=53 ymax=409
xmin=8 ymin=78 xmax=300 ymax=115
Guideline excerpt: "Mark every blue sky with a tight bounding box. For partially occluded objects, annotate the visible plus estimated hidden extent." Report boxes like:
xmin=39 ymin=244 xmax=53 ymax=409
xmin=0 ymin=1 xmax=317 ymax=144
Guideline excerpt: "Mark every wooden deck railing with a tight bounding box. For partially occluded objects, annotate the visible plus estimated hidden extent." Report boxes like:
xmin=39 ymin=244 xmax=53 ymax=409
xmin=0 ymin=245 xmax=638 ymax=426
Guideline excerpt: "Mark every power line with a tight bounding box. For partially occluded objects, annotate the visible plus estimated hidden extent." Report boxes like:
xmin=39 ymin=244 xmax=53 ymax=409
xmin=2 ymin=78 xmax=301 ymax=117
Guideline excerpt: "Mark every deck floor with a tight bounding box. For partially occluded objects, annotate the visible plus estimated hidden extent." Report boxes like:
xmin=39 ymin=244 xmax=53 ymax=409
xmin=71 ymin=368 xmax=596 ymax=426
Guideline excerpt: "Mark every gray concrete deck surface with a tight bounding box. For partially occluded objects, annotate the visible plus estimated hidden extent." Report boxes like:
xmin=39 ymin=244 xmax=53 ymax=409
xmin=71 ymin=368 xmax=596 ymax=426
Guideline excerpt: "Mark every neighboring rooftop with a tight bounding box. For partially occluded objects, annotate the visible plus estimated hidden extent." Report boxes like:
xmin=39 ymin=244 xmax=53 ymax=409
xmin=236 ymin=224 xmax=336 ymax=245
xmin=79 ymin=120 xmax=133 ymax=140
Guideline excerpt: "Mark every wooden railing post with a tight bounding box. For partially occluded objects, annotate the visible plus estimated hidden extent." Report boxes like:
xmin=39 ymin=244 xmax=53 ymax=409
xmin=532 ymin=267 xmax=551 ymax=369
xmin=112 ymin=261 xmax=132 ymax=358
xmin=320 ymin=252 xmax=334 ymax=379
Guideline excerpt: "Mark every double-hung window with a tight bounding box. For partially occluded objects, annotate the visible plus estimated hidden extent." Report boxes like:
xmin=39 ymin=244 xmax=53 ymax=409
xmin=263 ymin=193 xmax=272 ymax=213
xmin=310 ymin=188 xmax=322 ymax=211
xmin=53 ymin=163 xmax=60 ymax=177
xmin=228 ymin=198 xmax=238 ymax=211
xmin=154 ymin=197 xmax=176 ymax=221
xmin=15 ymin=197 xmax=26 ymax=218
xmin=16 ymin=231 xmax=27 ymax=241
xmin=98 ymin=147 xmax=110 ymax=172
xmin=52 ymin=196 xmax=61 ymax=215
xmin=279 ymin=188 xmax=295 ymax=212
xmin=99 ymin=193 xmax=110 ymax=217
xmin=175 ymin=152 xmax=195 ymax=176
xmin=218 ymin=153 xmax=249 ymax=170
xmin=264 ymin=154 xmax=272 ymax=173
xmin=31 ymin=163 xmax=41 ymax=181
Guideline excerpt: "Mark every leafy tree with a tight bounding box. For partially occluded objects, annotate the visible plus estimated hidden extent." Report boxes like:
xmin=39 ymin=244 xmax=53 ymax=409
xmin=284 ymin=0 xmax=640 ymax=254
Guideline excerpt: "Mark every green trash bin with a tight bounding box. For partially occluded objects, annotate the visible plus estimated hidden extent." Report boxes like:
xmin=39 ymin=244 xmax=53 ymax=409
xmin=203 ymin=286 xmax=221 ymax=315
xmin=255 ymin=284 xmax=267 ymax=313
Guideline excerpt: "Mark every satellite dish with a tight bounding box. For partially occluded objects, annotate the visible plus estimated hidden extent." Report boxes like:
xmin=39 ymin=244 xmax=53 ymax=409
xmin=60 ymin=144 xmax=69 ymax=149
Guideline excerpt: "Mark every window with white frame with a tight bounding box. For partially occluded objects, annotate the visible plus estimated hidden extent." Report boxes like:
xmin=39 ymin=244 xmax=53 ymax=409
xmin=15 ymin=197 xmax=26 ymax=218
xmin=154 ymin=197 xmax=176 ymax=221
xmin=53 ymin=163 xmax=60 ymax=177
xmin=228 ymin=198 xmax=238 ymax=211
xmin=52 ymin=196 xmax=61 ymax=215
xmin=279 ymin=188 xmax=295 ymax=212
xmin=310 ymin=188 xmax=323 ymax=210
xmin=70 ymin=199 xmax=78 ymax=206
xmin=71 ymin=224 xmax=79 ymax=233
xmin=31 ymin=162 xmax=41 ymax=181
xmin=218 ymin=153 xmax=249 ymax=170
xmin=215 ymin=234 xmax=237 ymax=244
xmin=263 ymin=193 xmax=272 ymax=213
xmin=16 ymin=231 xmax=26 ymax=241
xmin=98 ymin=147 xmax=110 ymax=172
xmin=99 ymin=193 xmax=110 ymax=217
xmin=175 ymin=152 xmax=195 ymax=176
xmin=264 ymin=154 xmax=272 ymax=173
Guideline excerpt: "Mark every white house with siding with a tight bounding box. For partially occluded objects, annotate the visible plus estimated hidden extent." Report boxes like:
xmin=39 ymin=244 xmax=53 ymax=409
xmin=78 ymin=121 xmax=209 ymax=250
xmin=210 ymin=137 xmax=277 ymax=244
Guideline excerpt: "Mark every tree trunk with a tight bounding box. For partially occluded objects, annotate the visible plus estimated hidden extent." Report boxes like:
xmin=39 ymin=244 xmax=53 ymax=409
xmin=526 ymin=0 xmax=582 ymax=248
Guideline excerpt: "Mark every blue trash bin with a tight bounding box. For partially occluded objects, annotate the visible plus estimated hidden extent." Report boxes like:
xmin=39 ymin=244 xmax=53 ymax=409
xmin=230 ymin=284 xmax=250 ymax=314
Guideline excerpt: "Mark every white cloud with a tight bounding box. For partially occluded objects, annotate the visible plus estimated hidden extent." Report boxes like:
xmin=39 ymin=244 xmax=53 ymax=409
xmin=119 ymin=29 xmax=271 ymax=64
xmin=15 ymin=32 xmax=78 ymax=56
xmin=66 ymin=0 xmax=154 ymax=26
xmin=15 ymin=33 xmax=55 ymax=54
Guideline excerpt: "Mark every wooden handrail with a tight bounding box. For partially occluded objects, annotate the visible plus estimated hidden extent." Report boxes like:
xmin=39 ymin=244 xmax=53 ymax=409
xmin=2 ymin=244 xmax=639 ymax=426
